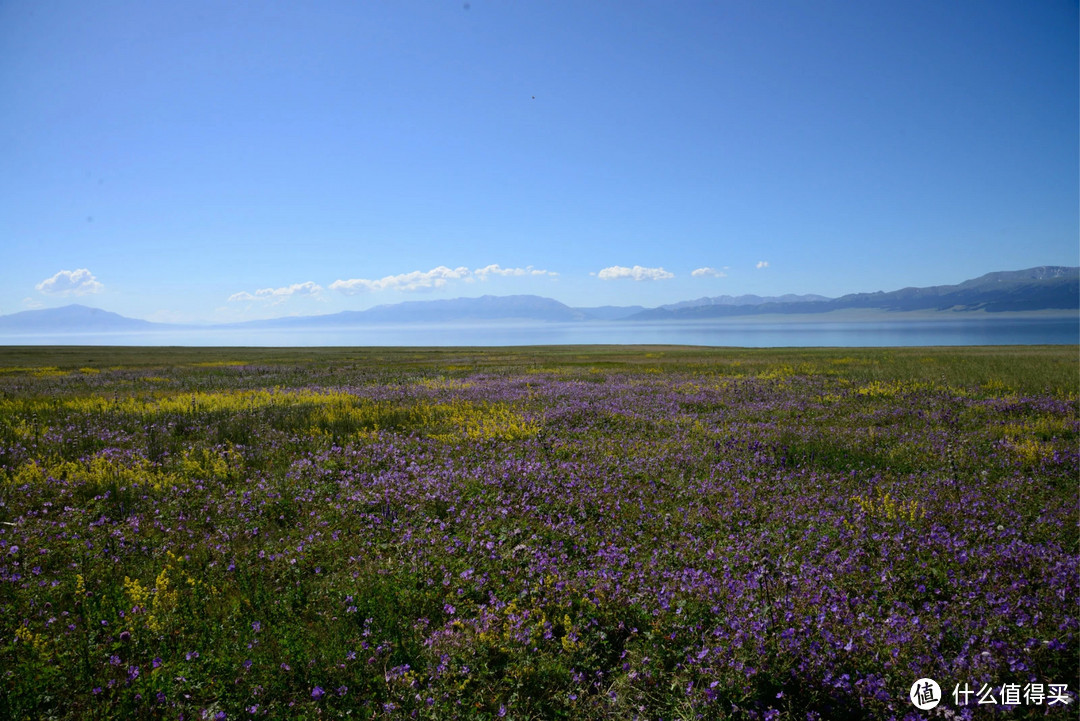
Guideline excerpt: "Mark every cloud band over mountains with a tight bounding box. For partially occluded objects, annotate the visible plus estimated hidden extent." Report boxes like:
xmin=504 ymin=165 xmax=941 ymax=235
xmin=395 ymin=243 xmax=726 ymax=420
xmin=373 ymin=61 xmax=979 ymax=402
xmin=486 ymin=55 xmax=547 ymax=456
xmin=596 ymin=265 xmax=674 ymax=281
xmin=228 ymin=281 xmax=324 ymax=304
xmin=328 ymin=265 xmax=557 ymax=295
xmin=226 ymin=262 xmax=738 ymax=307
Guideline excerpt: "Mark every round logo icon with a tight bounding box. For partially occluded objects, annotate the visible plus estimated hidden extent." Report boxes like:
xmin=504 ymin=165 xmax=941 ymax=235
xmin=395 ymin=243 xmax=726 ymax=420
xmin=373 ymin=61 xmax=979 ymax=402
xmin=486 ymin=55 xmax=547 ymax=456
xmin=910 ymin=678 xmax=941 ymax=710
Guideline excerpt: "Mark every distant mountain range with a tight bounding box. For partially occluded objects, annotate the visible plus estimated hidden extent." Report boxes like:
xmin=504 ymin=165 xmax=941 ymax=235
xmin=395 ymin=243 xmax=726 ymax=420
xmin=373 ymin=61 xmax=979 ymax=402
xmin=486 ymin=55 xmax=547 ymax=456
xmin=232 ymin=295 xmax=647 ymax=327
xmin=660 ymin=293 xmax=832 ymax=310
xmin=0 ymin=304 xmax=165 ymax=333
xmin=630 ymin=266 xmax=1079 ymax=320
xmin=1 ymin=266 xmax=1076 ymax=334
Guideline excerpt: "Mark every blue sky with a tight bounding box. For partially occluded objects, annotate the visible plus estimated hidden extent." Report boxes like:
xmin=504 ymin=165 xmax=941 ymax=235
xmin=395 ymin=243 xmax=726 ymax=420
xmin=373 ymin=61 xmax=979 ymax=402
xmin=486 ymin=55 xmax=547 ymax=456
xmin=2 ymin=0 xmax=1076 ymax=322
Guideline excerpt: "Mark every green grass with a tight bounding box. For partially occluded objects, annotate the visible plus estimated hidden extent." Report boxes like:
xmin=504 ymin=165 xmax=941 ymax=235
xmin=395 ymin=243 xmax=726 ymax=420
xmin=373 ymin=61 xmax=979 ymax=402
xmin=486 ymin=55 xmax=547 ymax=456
xmin=1 ymin=344 xmax=1076 ymax=397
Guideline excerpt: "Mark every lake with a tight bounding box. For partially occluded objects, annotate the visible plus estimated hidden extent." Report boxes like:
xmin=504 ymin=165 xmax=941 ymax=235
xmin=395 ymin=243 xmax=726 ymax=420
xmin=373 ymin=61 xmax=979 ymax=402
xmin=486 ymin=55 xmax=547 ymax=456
xmin=1 ymin=315 xmax=1077 ymax=347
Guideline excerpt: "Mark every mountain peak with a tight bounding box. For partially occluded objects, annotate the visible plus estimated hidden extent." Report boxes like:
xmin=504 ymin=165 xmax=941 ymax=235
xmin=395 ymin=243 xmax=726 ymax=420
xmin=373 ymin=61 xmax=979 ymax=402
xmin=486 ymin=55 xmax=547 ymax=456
xmin=0 ymin=304 xmax=159 ymax=332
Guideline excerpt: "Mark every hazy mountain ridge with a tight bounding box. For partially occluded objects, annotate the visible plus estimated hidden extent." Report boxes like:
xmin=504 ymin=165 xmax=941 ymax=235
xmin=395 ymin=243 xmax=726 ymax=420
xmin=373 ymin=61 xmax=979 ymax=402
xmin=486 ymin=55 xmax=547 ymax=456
xmin=0 ymin=304 xmax=165 ymax=332
xmin=630 ymin=266 xmax=1080 ymax=320
xmin=239 ymin=295 xmax=591 ymax=327
xmin=661 ymin=293 xmax=832 ymax=310
xmin=572 ymin=305 xmax=647 ymax=321
xmin=1 ymin=267 xmax=1076 ymax=333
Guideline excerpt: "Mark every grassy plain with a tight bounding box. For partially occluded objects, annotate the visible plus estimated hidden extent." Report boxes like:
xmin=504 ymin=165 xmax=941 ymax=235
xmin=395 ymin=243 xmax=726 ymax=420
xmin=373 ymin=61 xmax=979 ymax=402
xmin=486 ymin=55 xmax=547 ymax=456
xmin=0 ymin=345 xmax=1076 ymax=719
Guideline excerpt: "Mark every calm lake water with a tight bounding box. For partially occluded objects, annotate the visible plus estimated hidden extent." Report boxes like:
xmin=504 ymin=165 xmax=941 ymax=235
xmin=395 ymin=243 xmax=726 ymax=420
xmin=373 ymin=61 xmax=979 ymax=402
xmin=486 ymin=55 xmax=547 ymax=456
xmin=2 ymin=316 xmax=1077 ymax=347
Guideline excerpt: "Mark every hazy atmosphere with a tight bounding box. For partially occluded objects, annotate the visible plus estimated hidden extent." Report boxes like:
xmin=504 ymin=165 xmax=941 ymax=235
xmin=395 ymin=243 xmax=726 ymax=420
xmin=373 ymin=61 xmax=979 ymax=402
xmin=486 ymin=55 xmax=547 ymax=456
xmin=2 ymin=0 xmax=1077 ymax=323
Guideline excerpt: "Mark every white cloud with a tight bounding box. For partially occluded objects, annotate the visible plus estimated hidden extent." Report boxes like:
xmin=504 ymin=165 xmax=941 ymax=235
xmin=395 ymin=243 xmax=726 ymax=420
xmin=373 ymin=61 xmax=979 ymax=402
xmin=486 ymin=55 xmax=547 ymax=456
xmin=473 ymin=264 xmax=559 ymax=280
xmin=228 ymin=281 xmax=323 ymax=304
xmin=596 ymin=265 xmax=675 ymax=281
xmin=331 ymin=264 xmax=557 ymax=295
xmin=756 ymin=261 xmax=769 ymax=269
xmin=330 ymin=266 xmax=469 ymax=294
xmin=691 ymin=267 xmax=727 ymax=278
xmin=21 ymin=297 xmax=45 ymax=309
xmin=35 ymin=268 xmax=103 ymax=295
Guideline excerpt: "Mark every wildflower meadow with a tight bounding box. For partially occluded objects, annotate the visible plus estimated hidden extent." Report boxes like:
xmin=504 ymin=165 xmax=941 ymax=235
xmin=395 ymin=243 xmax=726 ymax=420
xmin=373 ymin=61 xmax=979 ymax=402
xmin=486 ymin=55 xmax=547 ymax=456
xmin=0 ymin=345 xmax=1076 ymax=720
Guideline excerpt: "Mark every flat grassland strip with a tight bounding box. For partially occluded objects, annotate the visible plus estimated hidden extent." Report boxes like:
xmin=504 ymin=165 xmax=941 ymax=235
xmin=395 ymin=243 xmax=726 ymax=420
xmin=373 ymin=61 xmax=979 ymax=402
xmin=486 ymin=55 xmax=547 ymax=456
xmin=0 ymin=345 xmax=1076 ymax=719
xmin=1 ymin=344 xmax=1076 ymax=395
